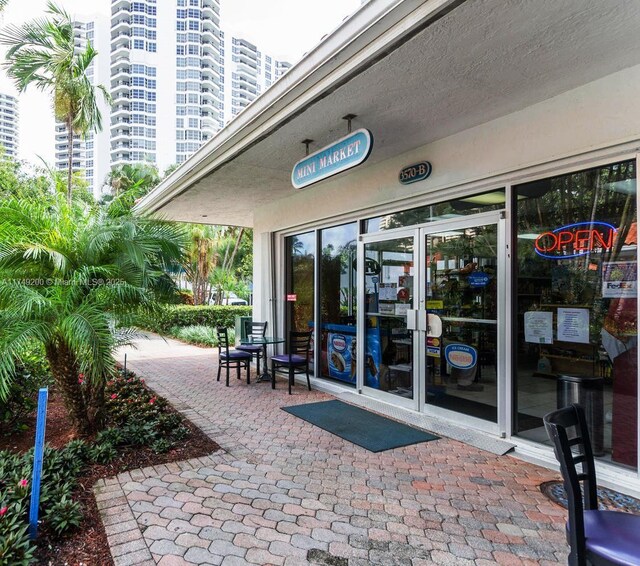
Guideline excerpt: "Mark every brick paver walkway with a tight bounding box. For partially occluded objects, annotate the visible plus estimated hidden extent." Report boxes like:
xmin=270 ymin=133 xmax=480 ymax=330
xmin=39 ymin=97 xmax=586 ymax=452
xmin=98 ymin=333 xmax=569 ymax=565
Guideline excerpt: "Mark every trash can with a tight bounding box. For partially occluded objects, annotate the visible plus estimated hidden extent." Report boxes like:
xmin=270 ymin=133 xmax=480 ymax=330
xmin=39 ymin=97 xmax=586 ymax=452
xmin=235 ymin=316 xmax=252 ymax=345
xmin=557 ymin=374 xmax=604 ymax=456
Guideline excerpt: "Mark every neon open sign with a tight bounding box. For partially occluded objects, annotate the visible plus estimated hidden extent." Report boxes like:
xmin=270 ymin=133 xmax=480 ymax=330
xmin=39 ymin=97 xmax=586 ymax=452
xmin=534 ymin=222 xmax=617 ymax=259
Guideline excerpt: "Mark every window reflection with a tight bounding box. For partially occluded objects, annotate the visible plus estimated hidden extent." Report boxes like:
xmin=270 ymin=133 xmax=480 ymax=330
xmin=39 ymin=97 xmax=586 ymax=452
xmin=319 ymin=223 xmax=357 ymax=384
xmin=363 ymin=189 xmax=505 ymax=233
xmin=286 ymin=233 xmax=315 ymax=371
xmin=515 ymin=160 xmax=637 ymax=470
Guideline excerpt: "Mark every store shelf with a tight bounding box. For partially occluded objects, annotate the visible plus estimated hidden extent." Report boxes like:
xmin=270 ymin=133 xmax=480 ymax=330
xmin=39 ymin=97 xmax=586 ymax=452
xmin=366 ymin=312 xmax=407 ymax=318
xmin=388 ymin=363 xmax=412 ymax=372
xmin=539 ymin=304 xmax=592 ymax=308
xmin=544 ymin=354 xmax=594 ymax=362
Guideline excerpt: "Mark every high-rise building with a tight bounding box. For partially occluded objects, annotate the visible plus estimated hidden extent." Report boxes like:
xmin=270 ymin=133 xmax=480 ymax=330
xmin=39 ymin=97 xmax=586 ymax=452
xmin=110 ymin=0 xmax=224 ymax=172
xmin=0 ymin=93 xmax=18 ymax=159
xmin=222 ymin=33 xmax=290 ymax=122
xmin=53 ymin=1 xmax=292 ymax=190
xmin=54 ymin=19 xmax=111 ymax=196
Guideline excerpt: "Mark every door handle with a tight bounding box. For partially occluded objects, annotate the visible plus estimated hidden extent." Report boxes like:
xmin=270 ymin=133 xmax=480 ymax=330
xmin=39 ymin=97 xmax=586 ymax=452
xmin=407 ymin=309 xmax=417 ymax=330
xmin=407 ymin=310 xmax=427 ymax=331
xmin=417 ymin=310 xmax=427 ymax=332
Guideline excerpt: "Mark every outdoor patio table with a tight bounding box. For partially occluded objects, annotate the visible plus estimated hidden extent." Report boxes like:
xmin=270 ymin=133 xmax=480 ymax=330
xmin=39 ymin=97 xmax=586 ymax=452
xmin=239 ymin=336 xmax=285 ymax=383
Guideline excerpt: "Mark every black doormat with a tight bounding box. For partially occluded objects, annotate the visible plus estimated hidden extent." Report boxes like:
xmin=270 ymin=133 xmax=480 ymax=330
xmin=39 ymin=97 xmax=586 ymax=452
xmin=282 ymin=400 xmax=439 ymax=453
xmin=541 ymin=481 xmax=640 ymax=514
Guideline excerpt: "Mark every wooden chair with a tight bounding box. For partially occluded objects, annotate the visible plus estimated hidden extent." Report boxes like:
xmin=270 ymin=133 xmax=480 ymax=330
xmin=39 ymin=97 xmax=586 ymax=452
xmin=271 ymin=331 xmax=312 ymax=394
xmin=543 ymin=404 xmax=640 ymax=566
xmin=216 ymin=327 xmax=252 ymax=386
xmin=236 ymin=321 xmax=267 ymax=375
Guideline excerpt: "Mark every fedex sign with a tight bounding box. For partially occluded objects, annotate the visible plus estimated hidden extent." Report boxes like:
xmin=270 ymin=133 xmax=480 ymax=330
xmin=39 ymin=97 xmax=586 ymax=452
xmin=534 ymin=222 xmax=617 ymax=259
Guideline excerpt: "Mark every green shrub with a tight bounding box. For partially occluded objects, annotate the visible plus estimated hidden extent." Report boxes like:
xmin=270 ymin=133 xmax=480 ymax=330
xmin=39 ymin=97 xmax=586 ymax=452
xmin=151 ymin=438 xmax=172 ymax=454
xmin=155 ymin=412 xmax=182 ymax=431
xmin=89 ymin=442 xmax=118 ymax=465
xmin=169 ymin=325 xmax=235 ymax=347
xmin=171 ymin=425 xmax=189 ymax=442
xmin=43 ymin=495 xmax=82 ymax=536
xmin=104 ymin=373 xmax=191 ymax=455
xmin=0 ymin=443 xmax=84 ymax=561
xmin=0 ymin=343 xmax=52 ymax=435
xmin=95 ymin=427 xmax=126 ymax=447
xmin=0 ymin=501 xmax=34 ymax=565
xmin=121 ymin=420 xmax=158 ymax=446
xmin=61 ymin=439 xmax=89 ymax=463
xmin=135 ymin=304 xmax=251 ymax=333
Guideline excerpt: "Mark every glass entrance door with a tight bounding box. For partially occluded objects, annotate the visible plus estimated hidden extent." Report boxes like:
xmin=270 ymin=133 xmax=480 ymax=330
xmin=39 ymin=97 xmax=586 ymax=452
xmin=422 ymin=221 xmax=501 ymax=424
xmin=358 ymin=213 xmax=504 ymax=424
xmin=360 ymin=232 xmax=417 ymax=409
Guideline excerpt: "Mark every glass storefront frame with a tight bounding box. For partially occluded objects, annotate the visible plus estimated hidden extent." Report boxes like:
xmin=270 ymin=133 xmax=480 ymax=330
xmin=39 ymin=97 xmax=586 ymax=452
xmin=358 ymin=211 xmax=507 ymax=434
xmin=276 ymin=149 xmax=640 ymax=479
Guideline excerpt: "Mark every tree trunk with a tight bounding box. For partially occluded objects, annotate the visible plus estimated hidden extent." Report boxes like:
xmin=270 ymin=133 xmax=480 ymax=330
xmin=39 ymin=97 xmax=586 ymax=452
xmin=46 ymin=341 xmax=90 ymax=436
xmin=85 ymin=377 xmax=106 ymax=433
xmin=225 ymin=228 xmax=244 ymax=272
xmin=66 ymin=118 xmax=74 ymax=205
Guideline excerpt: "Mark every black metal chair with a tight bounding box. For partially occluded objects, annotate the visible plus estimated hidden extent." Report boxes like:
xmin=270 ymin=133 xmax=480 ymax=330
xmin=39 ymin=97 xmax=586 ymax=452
xmin=216 ymin=327 xmax=252 ymax=386
xmin=271 ymin=331 xmax=312 ymax=395
xmin=543 ymin=404 xmax=640 ymax=566
xmin=236 ymin=320 xmax=267 ymax=375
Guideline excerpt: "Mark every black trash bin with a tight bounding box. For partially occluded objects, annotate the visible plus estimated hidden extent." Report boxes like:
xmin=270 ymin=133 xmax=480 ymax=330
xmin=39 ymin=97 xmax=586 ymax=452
xmin=557 ymin=374 xmax=604 ymax=456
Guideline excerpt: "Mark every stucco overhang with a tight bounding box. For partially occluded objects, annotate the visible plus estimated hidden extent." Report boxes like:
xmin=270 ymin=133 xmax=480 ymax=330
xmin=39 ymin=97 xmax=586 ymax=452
xmin=135 ymin=0 xmax=640 ymax=226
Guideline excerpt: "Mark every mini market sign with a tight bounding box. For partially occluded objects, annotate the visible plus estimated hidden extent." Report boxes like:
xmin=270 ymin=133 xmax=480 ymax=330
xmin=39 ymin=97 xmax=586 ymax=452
xmin=291 ymin=129 xmax=373 ymax=189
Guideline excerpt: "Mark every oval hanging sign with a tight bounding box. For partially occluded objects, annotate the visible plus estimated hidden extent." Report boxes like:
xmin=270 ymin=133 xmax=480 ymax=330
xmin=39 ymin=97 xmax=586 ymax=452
xmin=399 ymin=161 xmax=432 ymax=185
xmin=444 ymin=344 xmax=477 ymax=370
xmin=534 ymin=222 xmax=617 ymax=260
xmin=291 ymin=129 xmax=373 ymax=189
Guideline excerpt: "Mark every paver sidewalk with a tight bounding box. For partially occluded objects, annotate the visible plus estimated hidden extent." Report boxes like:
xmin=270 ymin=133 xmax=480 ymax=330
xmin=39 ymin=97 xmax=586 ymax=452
xmin=99 ymin=333 xmax=569 ymax=565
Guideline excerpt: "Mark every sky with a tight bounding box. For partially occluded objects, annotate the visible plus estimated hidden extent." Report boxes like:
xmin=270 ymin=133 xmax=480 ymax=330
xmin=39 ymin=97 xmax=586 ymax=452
xmin=0 ymin=0 xmax=362 ymax=166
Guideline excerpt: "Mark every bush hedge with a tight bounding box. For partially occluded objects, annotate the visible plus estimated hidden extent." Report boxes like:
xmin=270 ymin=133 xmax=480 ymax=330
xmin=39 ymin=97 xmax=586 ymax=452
xmin=168 ymin=325 xmax=236 ymax=348
xmin=136 ymin=305 xmax=252 ymax=334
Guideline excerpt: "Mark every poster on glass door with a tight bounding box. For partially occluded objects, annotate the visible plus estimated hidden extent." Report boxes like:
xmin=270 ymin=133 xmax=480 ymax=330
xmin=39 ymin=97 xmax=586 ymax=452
xmin=602 ymin=261 xmax=637 ymax=298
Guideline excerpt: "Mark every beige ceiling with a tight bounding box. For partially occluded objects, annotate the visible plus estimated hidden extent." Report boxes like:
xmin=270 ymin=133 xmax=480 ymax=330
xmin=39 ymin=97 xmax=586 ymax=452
xmin=152 ymin=0 xmax=640 ymax=226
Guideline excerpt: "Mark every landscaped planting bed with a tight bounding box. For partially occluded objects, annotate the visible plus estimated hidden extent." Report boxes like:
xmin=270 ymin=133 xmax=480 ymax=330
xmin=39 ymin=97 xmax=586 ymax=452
xmin=0 ymin=370 xmax=219 ymax=565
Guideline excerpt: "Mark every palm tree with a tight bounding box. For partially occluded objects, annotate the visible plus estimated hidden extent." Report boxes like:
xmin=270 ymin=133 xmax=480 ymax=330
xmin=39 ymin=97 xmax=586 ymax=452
xmin=102 ymin=163 xmax=161 ymax=217
xmin=0 ymin=196 xmax=186 ymax=435
xmin=105 ymin=163 xmax=161 ymax=198
xmin=183 ymin=224 xmax=220 ymax=305
xmin=1 ymin=2 xmax=111 ymax=204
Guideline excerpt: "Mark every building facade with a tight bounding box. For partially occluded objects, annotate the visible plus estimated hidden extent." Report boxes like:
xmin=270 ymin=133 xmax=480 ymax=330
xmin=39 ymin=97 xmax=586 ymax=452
xmin=222 ymin=33 xmax=290 ymax=122
xmin=110 ymin=0 xmax=224 ymax=172
xmin=138 ymin=0 xmax=640 ymax=494
xmin=50 ymin=1 xmax=290 ymax=192
xmin=0 ymin=93 xmax=18 ymax=159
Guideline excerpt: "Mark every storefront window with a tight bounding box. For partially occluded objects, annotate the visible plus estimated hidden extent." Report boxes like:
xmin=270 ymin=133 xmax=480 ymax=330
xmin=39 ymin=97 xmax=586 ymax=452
xmin=318 ymin=223 xmax=357 ymax=385
xmin=363 ymin=189 xmax=505 ymax=233
xmin=285 ymin=232 xmax=315 ymax=370
xmin=515 ymin=160 xmax=637 ymax=470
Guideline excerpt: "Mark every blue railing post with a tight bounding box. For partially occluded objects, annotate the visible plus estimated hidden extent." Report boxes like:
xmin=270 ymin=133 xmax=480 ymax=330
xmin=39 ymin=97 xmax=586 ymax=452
xmin=28 ymin=387 xmax=48 ymax=540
